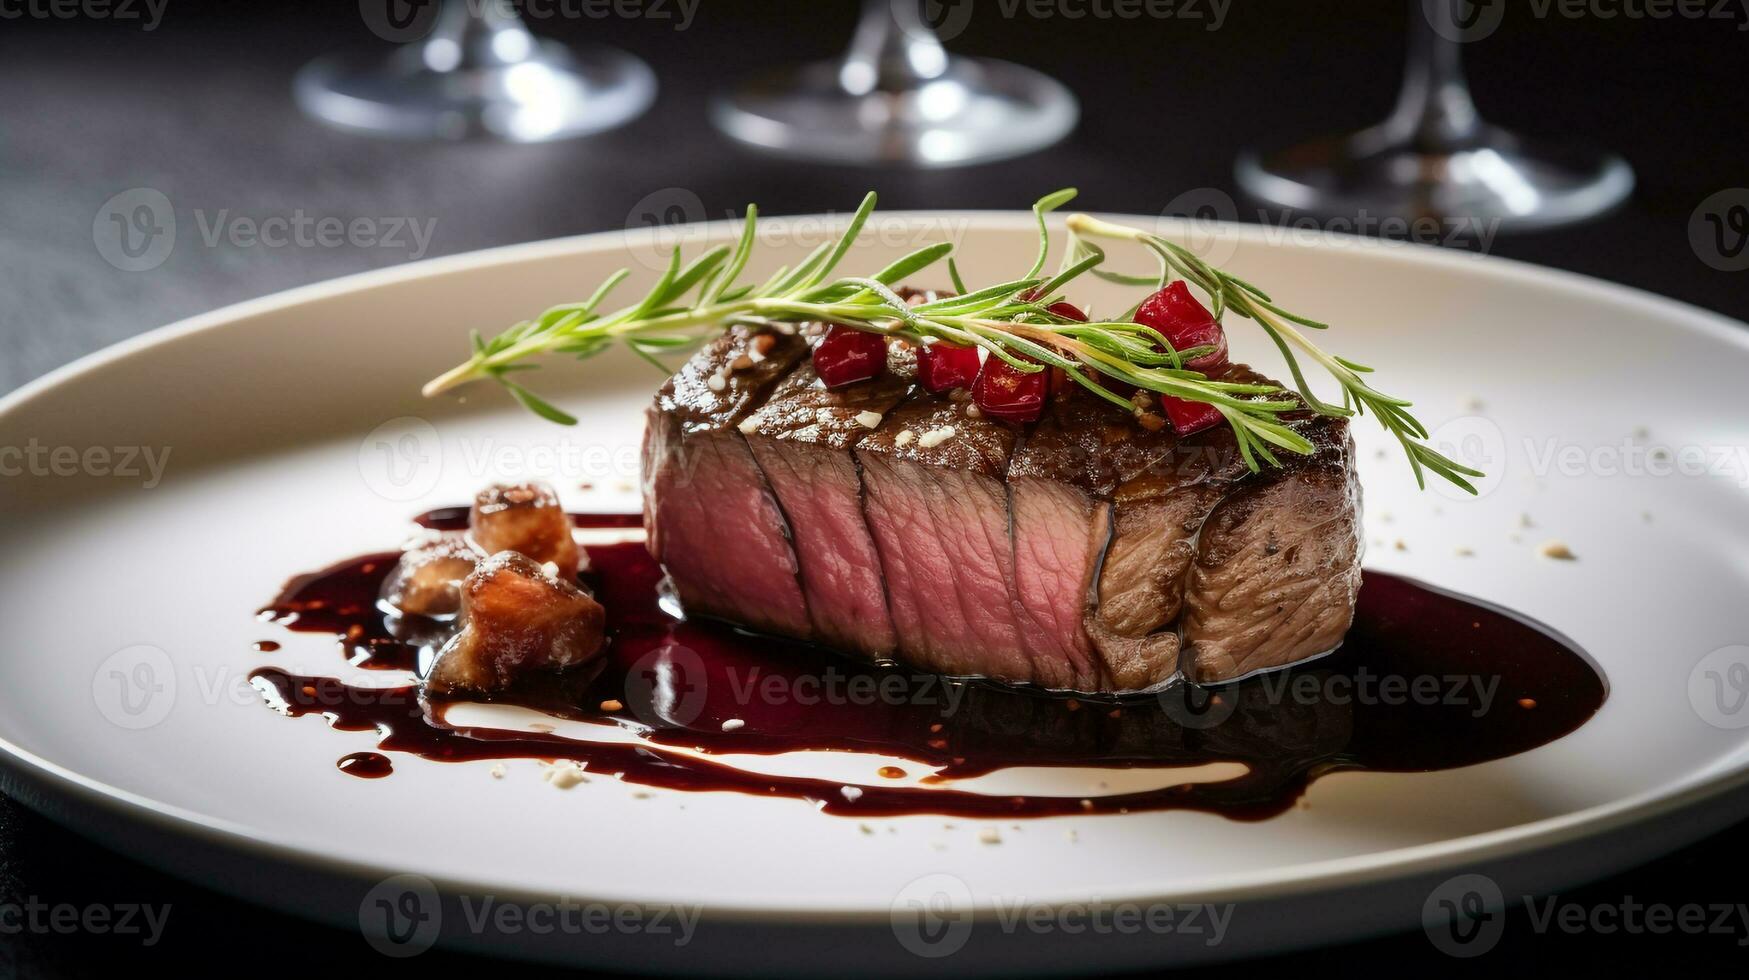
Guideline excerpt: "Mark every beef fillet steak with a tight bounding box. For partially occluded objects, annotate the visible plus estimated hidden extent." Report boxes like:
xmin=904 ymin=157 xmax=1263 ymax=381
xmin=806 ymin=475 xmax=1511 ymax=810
xmin=641 ymin=324 xmax=1362 ymax=692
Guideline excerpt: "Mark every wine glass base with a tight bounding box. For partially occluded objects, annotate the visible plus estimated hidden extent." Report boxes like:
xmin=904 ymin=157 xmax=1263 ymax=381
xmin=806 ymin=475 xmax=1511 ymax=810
xmin=1236 ymin=124 xmax=1634 ymax=231
xmin=711 ymin=56 xmax=1078 ymax=168
xmin=294 ymin=42 xmax=656 ymax=142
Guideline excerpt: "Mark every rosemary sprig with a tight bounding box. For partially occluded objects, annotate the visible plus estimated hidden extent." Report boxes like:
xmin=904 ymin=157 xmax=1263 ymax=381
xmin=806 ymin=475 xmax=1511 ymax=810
xmin=423 ymin=190 xmax=1479 ymax=491
xmin=1065 ymin=214 xmax=1483 ymax=492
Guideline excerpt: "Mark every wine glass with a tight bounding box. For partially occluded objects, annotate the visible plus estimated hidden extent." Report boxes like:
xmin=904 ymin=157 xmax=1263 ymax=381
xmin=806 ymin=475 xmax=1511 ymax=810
xmin=295 ymin=0 xmax=656 ymax=142
xmin=711 ymin=0 xmax=1078 ymax=168
xmin=1235 ymin=0 xmax=1633 ymax=230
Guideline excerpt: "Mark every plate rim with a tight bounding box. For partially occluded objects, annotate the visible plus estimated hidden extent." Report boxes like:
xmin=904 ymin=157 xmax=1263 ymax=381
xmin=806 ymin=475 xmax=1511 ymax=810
xmin=3 ymin=210 xmax=1748 ymax=921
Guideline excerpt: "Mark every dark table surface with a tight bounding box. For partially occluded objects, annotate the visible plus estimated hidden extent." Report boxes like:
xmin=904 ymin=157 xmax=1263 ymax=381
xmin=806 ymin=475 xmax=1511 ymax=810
xmin=3 ymin=1 xmax=1748 ymax=975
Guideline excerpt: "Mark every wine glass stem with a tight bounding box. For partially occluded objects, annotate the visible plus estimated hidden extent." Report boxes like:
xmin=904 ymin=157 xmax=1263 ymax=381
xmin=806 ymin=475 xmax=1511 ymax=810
xmin=840 ymin=0 xmax=949 ymax=95
xmin=1389 ymin=0 xmax=1481 ymax=149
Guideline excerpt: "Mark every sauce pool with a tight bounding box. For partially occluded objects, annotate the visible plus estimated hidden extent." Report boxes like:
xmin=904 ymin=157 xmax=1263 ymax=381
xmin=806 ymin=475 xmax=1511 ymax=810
xmin=253 ymin=514 xmax=1606 ymax=819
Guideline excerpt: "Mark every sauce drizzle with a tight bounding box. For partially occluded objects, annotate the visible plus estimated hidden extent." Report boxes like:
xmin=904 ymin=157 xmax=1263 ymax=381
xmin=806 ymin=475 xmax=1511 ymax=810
xmin=252 ymin=518 xmax=1606 ymax=820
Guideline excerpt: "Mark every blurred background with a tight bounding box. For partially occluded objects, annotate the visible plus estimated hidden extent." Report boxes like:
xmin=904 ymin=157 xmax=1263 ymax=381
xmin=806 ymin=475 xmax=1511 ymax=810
xmin=2 ymin=0 xmax=1747 ymax=974
xmin=6 ymin=0 xmax=1749 ymax=395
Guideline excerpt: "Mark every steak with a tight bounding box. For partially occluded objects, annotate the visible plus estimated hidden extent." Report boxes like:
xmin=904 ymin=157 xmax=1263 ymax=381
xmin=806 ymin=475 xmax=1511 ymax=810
xmin=1181 ymin=426 xmax=1361 ymax=681
xmin=644 ymin=326 xmax=1363 ymax=693
xmin=856 ymin=387 xmax=1039 ymax=681
xmin=741 ymin=347 xmax=914 ymax=658
xmin=641 ymin=326 xmax=813 ymax=637
xmin=1005 ymin=394 xmax=1121 ymax=690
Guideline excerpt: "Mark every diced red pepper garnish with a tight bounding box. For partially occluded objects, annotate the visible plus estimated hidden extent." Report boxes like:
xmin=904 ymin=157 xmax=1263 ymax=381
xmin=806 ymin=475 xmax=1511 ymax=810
xmin=812 ymin=325 xmax=888 ymax=388
xmin=1159 ymin=395 xmax=1224 ymax=436
xmin=916 ymin=342 xmax=981 ymax=394
xmin=1134 ymin=281 xmax=1229 ymax=371
xmin=972 ymin=356 xmax=1049 ymax=424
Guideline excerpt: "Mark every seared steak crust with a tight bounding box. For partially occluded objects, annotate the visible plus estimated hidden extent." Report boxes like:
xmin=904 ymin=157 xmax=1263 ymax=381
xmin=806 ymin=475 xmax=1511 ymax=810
xmin=1182 ymin=426 xmax=1360 ymax=682
xmin=644 ymin=327 xmax=1363 ymax=694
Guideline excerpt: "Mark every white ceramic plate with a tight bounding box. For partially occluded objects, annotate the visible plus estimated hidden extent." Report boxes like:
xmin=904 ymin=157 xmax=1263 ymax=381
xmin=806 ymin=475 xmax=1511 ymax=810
xmin=4 ymin=212 xmax=1749 ymax=974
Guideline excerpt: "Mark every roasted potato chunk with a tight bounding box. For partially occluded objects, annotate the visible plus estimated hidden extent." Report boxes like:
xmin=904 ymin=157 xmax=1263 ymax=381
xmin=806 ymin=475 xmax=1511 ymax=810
xmin=380 ymin=537 xmax=479 ymax=618
xmin=424 ymin=552 xmax=606 ymax=696
xmin=470 ymin=482 xmax=581 ymax=579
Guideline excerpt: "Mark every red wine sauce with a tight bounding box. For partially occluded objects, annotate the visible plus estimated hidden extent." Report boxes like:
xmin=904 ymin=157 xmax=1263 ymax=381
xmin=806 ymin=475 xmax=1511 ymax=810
xmin=252 ymin=519 xmax=1605 ymax=820
xmin=336 ymin=751 xmax=393 ymax=779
